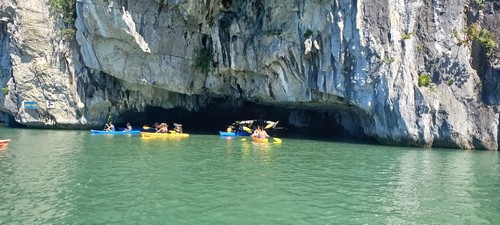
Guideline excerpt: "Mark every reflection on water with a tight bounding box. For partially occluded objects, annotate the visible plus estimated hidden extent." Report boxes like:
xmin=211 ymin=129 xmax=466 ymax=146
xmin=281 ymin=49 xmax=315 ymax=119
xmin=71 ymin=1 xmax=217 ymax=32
xmin=238 ymin=138 xmax=278 ymax=164
xmin=0 ymin=149 xmax=6 ymax=160
xmin=222 ymin=137 xmax=233 ymax=157
xmin=251 ymin=141 xmax=274 ymax=164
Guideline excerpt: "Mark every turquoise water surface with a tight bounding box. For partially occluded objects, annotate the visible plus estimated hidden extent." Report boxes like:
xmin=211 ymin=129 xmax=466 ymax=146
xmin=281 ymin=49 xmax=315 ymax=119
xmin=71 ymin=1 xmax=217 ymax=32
xmin=0 ymin=127 xmax=499 ymax=224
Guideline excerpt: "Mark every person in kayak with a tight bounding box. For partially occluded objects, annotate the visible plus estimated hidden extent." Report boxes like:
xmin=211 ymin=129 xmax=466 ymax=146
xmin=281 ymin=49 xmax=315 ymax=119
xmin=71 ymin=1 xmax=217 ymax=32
xmin=123 ymin=123 xmax=132 ymax=132
xmin=226 ymin=125 xmax=233 ymax=133
xmin=173 ymin=123 xmax=183 ymax=133
xmin=156 ymin=123 xmax=168 ymax=133
xmin=104 ymin=122 xmax=115 ymax=131
xmin=103 ymin=122 xmax=110 ymax=131
xmin=251 ymin=125 xmax=269 ymax=139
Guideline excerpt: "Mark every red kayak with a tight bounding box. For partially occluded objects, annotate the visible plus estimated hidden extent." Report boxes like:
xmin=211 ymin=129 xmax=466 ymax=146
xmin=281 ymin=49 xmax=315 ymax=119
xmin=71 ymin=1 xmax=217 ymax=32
xmin=0 ymin=139 xmax=11 ymax=149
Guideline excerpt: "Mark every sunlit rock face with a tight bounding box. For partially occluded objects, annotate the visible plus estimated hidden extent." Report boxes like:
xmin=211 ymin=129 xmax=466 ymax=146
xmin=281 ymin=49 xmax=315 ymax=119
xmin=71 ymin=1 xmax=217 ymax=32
xmin=1 ymin=0 xmax=499 ymax=149
xmin=0 ymin=0 xmax=88 ymax=127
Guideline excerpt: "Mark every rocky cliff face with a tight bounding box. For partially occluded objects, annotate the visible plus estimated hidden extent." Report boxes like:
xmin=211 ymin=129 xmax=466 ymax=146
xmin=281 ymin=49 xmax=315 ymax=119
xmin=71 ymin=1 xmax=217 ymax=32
xmin=0 ymin=0 xmax=86 ymax=127
xmin=1 ymin=0 xmax=499 ymax=149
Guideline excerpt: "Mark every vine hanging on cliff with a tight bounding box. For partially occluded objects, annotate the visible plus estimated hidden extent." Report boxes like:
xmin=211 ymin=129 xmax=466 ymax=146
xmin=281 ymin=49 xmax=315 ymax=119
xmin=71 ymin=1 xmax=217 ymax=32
xmin=193 ymin=47 xmax=213 ymax=74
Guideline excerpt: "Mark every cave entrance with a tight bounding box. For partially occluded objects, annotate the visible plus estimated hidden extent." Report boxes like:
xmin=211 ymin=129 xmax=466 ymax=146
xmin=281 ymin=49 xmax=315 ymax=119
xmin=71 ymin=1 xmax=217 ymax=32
xmin=0 ymin=112 xmax=25 ymax=128
xmin=119 ymin=102 xmax=370 ymax=141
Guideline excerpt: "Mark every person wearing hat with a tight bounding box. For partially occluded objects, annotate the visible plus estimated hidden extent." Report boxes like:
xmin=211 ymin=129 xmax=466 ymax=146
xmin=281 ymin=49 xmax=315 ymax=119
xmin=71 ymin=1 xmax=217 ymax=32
xmin=173 ymin=123 xmax=183 ymax=133
xmin=156 ymin=123 xmax=168 ymax=133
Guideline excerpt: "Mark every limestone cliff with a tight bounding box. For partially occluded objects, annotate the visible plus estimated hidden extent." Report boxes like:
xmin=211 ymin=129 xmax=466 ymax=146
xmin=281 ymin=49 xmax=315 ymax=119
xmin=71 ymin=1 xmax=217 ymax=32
xmin=1 ymin=0 xmax=499 ymax=149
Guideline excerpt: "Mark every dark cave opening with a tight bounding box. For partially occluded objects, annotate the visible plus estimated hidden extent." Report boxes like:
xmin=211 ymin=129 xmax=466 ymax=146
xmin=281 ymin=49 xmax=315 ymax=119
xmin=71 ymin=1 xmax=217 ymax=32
xmin=0 ymin=113 xmax=25 ymax=128
xmin=0 ymin=100 xmax=374 ymax=143
xmin=118 ymin=102 xmax=371 ymax=141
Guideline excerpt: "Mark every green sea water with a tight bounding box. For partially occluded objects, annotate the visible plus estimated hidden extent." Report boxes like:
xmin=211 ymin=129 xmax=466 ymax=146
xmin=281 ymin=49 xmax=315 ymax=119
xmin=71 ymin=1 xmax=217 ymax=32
xmin=0 ymin=127 xmax=499 ymax=224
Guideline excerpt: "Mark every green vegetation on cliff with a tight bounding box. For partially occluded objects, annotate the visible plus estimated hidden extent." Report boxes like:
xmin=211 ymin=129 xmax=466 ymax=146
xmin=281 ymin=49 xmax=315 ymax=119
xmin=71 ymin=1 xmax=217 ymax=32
xmin=476 ymin=0 xmax=485 ymax=9
xmin=402 ymin=32 xmax=414 ymax=40
xmin=194 ymin=47 xmax=213 ymax=74
xmin=304 ymin=29 xmax=313 ymax=38
xmin=50 ymin=0 xmax=76 ymax=25
xmin=467 ymin=24 xmax=498 ymax=58
xmin=50 ymin=0 xmax=76 ymax=39
xmin=418 ymin=74 xmax=431 ymax=87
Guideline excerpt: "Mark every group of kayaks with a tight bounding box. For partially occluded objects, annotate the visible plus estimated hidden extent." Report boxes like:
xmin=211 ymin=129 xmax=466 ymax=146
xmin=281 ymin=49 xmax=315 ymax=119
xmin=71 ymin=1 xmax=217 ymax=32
xmin=90 ymin=120 xmax=282 ymax=143
xmin=90 ymin=129 xmax=189 ymax=139
xmin=219 ymin=120 xmax=282 ymax=143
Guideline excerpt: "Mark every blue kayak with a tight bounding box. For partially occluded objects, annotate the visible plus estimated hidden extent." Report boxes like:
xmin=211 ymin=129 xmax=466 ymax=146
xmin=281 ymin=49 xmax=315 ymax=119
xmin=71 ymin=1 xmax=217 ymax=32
xmin=219 ymin=131 xmax=251 ymax=137
xmin=90 ymin=129 xmax=141 ymax=134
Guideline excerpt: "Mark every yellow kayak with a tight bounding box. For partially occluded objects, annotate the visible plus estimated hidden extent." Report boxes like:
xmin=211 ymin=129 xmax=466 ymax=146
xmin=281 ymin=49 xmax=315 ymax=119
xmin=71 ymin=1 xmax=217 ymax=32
xmin=251 ymin=137 xmax=269 ymax=143
xmin=140 ymin=132 xmax=189 ymax=138
xmin=248 ymin=137 xmax=282 ymax=144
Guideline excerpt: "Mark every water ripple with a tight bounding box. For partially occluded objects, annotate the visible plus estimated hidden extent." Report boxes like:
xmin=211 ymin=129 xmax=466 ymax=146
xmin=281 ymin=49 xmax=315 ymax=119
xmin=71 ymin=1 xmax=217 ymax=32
xmin=1 ymin=130 xmax=500 ymax=224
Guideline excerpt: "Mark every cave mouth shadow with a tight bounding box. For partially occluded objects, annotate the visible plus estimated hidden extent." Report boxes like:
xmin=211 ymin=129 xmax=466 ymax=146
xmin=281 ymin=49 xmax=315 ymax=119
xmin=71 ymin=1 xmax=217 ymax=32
xmin=0 ymin=112 xmax=26 ymax=128
xmin=118 ymin=102 xmax=374 ymax=143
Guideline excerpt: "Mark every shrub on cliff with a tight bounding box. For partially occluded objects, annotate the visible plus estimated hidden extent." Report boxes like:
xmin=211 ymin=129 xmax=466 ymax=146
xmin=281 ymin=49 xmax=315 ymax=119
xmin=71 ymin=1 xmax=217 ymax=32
xmin=402 ymin=32 xmax=414 ymax=40
xmin=50 ymin=0 xmax=76 ymax=25
xmin=467 ymin=24 xmax=498 ymax=58
xmin=194 ymin=47 xmax=213 ymax=74
xmin=418 ymin=74 xmax=431 ymax=87
xmin=304 ymin=29 xmax=313 ymax=38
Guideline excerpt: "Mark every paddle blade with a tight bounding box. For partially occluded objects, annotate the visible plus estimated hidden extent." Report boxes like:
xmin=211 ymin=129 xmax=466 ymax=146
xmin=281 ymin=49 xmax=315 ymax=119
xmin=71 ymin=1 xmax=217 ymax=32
xmin=241 ymin=138 xmax=247 ymax=141
xmin=264 ymin=121 xmax=279 ymax=129
xmin=273 ymin=137 xmax=282 ymax=143
xmin=242 ymin=126 xmax=252 ymax=133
